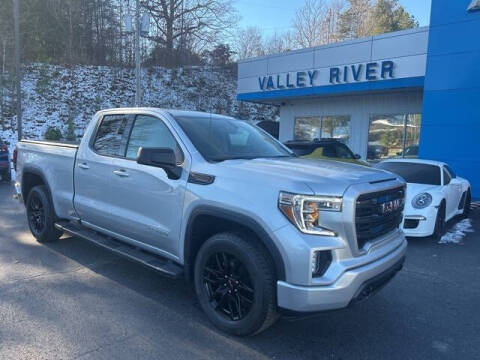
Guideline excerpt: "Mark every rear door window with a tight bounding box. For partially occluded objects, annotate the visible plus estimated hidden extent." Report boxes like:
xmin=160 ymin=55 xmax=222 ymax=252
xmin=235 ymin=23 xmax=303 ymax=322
xmin=334 ymin=144 xmax=354 ymax=159
xmin=320 ymin=145 xmax=337 ymax=158
xmin=93 ymin=115 xmax=133 ymax=157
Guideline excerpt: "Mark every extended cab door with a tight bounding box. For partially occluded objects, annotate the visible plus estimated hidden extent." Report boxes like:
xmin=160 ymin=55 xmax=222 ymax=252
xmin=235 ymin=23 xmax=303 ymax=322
xmin=74 ymin=114 xmax=134 ymax=230
xmin=107 ymin=114 xmax=188 ymax=257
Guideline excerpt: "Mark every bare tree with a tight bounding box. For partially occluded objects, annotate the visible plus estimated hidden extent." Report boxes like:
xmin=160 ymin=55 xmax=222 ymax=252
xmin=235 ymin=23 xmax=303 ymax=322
xmin=263 ymin=30 xmax=297 ymax=55
xmin=323 ymin=0 xmax=345 ymax=43
xmin=234 ymin=27 xmax=264 ymax=60
xmin=293 ymin=0 xmax=331 ymax=48
xmin=142 ymin=0 xmax=237 ymax=66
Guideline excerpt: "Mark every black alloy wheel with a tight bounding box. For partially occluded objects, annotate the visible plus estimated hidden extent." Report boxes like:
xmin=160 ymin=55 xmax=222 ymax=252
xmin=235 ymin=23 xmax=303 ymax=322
xmin=26 ymin=185 xmax=62 ymax=243
xmin=203 ymin=251 xmax=254 ymax=321
xmin=194 ymin=232 xmax=278 ymax=336
xmin=28 ymin=192 xmax=46 ymax=235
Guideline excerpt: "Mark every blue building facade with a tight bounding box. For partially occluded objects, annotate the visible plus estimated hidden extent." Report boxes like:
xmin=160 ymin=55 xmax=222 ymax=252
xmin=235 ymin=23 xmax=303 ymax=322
xmin=420 ymin=0 xmax=480 ymax=199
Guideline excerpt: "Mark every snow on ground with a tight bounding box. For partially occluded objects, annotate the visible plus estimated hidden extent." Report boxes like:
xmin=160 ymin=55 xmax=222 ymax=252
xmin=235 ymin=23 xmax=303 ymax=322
xmin=438 ymin=218 xmax=474 ymax=244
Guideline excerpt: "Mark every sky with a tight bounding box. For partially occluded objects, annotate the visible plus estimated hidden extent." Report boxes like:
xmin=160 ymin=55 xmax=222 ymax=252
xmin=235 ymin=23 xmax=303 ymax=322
xmin=234 ymin=0 xmax=432 ymax=36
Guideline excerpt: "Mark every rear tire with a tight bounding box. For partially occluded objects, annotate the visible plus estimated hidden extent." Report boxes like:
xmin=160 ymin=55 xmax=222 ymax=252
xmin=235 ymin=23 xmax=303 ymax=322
xmin=194 ymin=232 xmax=278 ymax=336
xmin=462 ymin=190 xmax=471 ymax=219
xmin=432 ymin=202 xmax=446 ymax=240
xmin=26 ymin=185 xmax=62 ymax=243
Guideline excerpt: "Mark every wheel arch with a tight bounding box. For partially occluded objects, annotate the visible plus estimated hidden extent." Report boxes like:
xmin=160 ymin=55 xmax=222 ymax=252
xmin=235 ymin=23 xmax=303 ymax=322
xmin=183 ymin=206 xmax=286 ymax=283
xmin=21 ymin=166 xmax=58 ymax=217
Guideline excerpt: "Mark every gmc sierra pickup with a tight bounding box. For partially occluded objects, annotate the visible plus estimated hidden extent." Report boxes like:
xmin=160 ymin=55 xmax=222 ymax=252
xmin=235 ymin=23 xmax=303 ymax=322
xmin=14 ymin=108 xmax=407 ymax=335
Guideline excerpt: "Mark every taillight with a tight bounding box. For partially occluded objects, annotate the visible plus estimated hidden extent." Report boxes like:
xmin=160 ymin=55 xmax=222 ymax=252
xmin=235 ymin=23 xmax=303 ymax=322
xmin=12 ymin=148 xmax=17 ymax=171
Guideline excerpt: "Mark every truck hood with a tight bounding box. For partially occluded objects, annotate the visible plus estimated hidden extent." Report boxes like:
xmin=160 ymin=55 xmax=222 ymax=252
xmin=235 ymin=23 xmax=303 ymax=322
xmin=217 ymin=157 xmax=398 ymax=196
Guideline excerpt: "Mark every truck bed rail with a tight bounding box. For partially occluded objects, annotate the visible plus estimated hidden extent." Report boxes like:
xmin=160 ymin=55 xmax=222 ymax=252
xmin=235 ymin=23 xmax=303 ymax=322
xmin=20 ymin=139 xmax=79 ymax=149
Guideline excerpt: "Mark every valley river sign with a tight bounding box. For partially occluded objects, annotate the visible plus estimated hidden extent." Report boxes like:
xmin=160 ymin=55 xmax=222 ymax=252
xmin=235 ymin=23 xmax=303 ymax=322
xmin=258 ymin=60 xmax=395 ymax=91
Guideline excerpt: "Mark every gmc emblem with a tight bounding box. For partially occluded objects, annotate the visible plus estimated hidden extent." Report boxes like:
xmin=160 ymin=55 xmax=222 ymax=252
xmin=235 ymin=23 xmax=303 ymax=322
xmin=380 ymin=199 xmax=402 ymax=214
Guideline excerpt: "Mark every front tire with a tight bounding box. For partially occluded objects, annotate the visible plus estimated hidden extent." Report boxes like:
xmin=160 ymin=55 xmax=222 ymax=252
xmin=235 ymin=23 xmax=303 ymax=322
xmin=194 ymin=232 xmax=278 ymax=336
xmin=432 ymin=202 xmax=446 ymax=240
xmin=26 ymin=185 xmax=62 ymax=243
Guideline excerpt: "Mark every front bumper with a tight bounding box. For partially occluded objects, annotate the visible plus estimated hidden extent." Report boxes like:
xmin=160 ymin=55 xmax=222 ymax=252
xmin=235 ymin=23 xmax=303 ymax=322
xmin=277 ymin=237 xmax=407 ymax=312
xmin=401 ymin=210 xmax=437 ymax=237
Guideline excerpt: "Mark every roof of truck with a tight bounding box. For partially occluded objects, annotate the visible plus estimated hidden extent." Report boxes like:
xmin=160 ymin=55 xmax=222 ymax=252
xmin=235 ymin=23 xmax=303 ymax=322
xmin=98 ymin=107 xmax=235 ymax=120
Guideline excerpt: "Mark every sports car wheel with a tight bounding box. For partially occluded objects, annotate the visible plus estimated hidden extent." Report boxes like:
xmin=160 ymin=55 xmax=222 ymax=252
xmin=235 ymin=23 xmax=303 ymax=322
xmin=462 ymin=190 xmax=471 ymax=219
xmin=432 ymin=202 xmax=446 ymax=240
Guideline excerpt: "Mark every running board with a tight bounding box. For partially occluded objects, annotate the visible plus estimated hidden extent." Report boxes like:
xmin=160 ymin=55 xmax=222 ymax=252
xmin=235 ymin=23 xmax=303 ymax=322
xmin=55 ymin=221 xmax=183 ymax=279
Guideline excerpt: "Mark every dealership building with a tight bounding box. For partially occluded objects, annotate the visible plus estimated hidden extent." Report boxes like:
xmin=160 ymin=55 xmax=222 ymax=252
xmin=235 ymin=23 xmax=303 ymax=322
xmin=237 ymin=0 xmax=480 ymax=199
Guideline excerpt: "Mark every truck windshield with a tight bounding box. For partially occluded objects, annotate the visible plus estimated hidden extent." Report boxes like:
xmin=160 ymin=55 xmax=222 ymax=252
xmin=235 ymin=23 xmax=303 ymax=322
xmin=173 ymin=115 xmax=293 ymax=162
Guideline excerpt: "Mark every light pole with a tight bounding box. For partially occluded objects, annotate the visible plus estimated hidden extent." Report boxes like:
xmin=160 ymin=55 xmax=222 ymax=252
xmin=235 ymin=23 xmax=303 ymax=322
xmin=135 ymin=0 xmax=141 ymax=107
xmin=13 ymin=0 xmax=22 ymax=141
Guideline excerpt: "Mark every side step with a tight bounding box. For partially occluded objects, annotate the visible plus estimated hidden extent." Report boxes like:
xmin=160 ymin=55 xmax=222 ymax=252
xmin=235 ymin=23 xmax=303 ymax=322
xmin=55 ymin=221 xmax=183 ymax=279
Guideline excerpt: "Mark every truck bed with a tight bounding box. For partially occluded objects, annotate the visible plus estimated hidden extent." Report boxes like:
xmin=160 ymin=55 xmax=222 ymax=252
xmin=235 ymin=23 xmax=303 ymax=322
xmin=17 ymin=140 xmax=78 ymax=219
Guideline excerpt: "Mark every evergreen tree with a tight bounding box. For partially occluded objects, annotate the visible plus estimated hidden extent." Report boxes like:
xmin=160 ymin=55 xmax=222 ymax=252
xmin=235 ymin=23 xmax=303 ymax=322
xmin=369 ymin=0 xmax=418 ymax=35
xmin=337 ymin=0 xmax=418 ymax=40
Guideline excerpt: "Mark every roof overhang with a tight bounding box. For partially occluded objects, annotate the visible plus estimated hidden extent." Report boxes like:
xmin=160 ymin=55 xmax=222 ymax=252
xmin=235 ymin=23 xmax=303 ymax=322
xmin=237 ymin=76 xmax=424 ymax=103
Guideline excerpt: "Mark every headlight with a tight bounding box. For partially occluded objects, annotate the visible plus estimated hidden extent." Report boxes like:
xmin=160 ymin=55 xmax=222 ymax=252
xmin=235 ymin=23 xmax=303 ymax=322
xmin=412 ymin=192 xmax=432 ymax=209
xmin=278 ymin=192 xmax=341 ymax=236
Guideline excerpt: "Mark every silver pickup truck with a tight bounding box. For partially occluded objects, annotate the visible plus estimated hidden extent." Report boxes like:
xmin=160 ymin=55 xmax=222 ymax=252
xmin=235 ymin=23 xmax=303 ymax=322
xmin=14 ymin=108 xmax=407 ymax=335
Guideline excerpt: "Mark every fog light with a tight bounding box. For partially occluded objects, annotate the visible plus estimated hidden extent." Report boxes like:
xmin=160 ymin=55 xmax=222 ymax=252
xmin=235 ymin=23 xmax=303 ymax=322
xmin=311 ymin=251 xmax=332 ymax=277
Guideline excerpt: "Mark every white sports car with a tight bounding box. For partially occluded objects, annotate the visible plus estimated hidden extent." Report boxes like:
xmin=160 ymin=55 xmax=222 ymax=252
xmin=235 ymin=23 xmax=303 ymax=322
xmin=376 ymin=159 xmax=471 ymax=239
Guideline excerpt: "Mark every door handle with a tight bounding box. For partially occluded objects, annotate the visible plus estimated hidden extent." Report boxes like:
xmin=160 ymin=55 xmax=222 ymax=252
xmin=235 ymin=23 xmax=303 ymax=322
xmin=78 ymin=162 xmax=89 ymax=170
xmin=113 ymin=169 xmax=130 ymax=177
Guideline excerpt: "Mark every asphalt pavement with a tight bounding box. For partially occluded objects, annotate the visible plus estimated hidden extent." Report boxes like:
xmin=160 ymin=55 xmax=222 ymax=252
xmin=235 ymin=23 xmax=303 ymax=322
xmin=0 ymin=182 xmax=479 ymax=360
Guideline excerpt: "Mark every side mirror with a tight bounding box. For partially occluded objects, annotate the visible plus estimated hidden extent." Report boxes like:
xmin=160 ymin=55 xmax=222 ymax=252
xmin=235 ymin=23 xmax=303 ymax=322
xmin=136 ymin=147 xmax=182 ymax=180
xmin=354 ymin=154 xmax=361 ymax=159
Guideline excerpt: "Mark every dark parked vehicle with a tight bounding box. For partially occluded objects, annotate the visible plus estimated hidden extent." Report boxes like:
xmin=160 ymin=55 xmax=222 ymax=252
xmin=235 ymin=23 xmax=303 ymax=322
xmin=256 ymin=120 xmax=279 ymax=139
xmin=367 ymin=144 xmax=388 ymax=160
xmin=0 ymin=139 xmax=11 ymax=182
xmin=285 ymin=138 xmax=370 ymax=166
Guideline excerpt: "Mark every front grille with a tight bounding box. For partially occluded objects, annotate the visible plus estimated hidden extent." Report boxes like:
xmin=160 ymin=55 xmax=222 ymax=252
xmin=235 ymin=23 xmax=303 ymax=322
xmin=355 ymin=186 xmax=405 ymax=249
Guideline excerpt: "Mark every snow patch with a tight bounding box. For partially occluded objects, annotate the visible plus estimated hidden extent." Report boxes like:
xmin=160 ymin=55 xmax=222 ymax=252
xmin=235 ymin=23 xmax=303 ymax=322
xmin=438 ymin=219 xmax=474 ymax=244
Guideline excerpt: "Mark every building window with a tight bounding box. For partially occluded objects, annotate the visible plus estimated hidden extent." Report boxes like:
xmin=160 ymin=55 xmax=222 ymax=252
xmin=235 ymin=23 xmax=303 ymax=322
xmin=321 ymin=116 xmax=350 ymax=144
xmin=294 ymin=117 xmax=321 ymax=141
xmin=367 ymin=114 xmax=422 ymax=161
xmin=294 ymin=115 xmax=350 ymax=143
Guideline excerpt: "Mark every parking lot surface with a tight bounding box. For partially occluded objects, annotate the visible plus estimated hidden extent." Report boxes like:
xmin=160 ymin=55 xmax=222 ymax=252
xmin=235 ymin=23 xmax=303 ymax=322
xmin=0 ymin=182 xmax=479 ymax=360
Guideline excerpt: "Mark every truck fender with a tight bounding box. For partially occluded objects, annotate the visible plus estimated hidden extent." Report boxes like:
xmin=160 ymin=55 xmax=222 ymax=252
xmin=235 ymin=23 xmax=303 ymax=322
xmin=183 ymin=205 xmax=286 ymax=282
xmin=21 ymin=165 xmax=58 ymax=218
